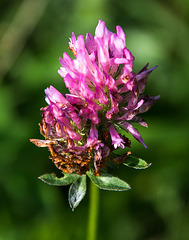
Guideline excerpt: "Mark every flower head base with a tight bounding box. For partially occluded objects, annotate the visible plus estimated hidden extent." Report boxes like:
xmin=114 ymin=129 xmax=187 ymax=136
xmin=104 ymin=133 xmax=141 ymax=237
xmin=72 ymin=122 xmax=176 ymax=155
xmin=31 ymin=20 xmax=159 ymax=209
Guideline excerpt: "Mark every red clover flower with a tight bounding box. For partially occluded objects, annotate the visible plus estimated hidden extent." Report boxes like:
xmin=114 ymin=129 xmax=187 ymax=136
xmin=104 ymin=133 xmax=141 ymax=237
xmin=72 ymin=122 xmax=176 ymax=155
xmin=30 ymin=20 xmax=159 ymax=210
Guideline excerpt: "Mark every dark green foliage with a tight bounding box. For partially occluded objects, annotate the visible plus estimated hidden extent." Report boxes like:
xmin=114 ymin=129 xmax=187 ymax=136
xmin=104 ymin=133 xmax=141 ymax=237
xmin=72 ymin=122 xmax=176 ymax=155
xmin=69 ymin=175 xmax=87 ymax=211
xmin=87 ymin=171 xmax=131 ymax=191
xmin=39 ymin=173 xmax=80 ymax=186
xmin=123 ymin=155 xmax=151 ymax=169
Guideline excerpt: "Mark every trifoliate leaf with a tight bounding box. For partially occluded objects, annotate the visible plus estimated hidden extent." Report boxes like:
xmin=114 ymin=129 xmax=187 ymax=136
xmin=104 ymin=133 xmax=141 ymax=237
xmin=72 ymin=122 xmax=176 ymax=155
xmin=123 ymin=155 xmax=151 ymax=169
xmin=38 ymin=173 xmax=80 ymax=186
xmin=87 ymin=171 xmax=131 ymax=191
xmin=69 ymin=175 xmax=87 ymax=211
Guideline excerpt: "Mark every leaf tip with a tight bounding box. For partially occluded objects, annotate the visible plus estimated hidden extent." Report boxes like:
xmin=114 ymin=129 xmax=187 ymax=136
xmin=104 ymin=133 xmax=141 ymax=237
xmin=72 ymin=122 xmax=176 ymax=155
xmin=38 ymin=175 xmax=44 ymax=181
xmin=70 ymin=203 xmax=75 ymax=211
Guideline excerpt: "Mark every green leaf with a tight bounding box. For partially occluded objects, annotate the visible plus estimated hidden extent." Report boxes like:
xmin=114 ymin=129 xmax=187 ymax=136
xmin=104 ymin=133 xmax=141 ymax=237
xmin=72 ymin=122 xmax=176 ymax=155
xmin=87 ymin=171 xmax=131 ymax=191
xmin=123 ymin=155 xmax=151 ymax=169
xmin=38 ymin=173 xmax=80 ymax=186
xmin=69 ymin=175 xmax=87 ymax=211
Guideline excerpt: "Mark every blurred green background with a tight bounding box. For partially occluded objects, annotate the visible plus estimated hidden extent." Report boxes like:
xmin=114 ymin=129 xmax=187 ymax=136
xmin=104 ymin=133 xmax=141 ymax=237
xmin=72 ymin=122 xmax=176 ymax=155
xmin=0 ymin=0 xmax=189 ymax=239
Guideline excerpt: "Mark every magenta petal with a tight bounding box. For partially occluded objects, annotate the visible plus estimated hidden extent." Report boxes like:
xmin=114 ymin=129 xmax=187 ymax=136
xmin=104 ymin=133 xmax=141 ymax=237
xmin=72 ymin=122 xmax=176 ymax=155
xmin=96 ymin=39 xmax=110 ymax=73
xmin=93 ymin=65 xmax=105 ymax=87
xmin=79 ymin=78 xmax=95 ymax=100
xmin=42 ymin=107 xmax=54 ymax=126
xmin=56 ymin=115 xmax=71 ymax=128
xmin=62 ymin=52 xmax=74 ymax=67
xmin=86 ymin=138 xmax=102 ymax=148
xmin=118 ymin=99 xmax=144 ymax=121
xmin=121 ymin=122 xmax=147 ymax=148
xmin=114 ymin=58 xmax=129 ymax=64
xmin=63 ymin=74 xmax=79 ymax=94
xmin=85 ymin=33 xmax=96 ymax=54
xmin=69 ymin=32 xmax=76 ymax=50
xmin=139 ymin=95 xmax=160 ymax=113
xmin=45 ymin=86 xmax=68 ymax=105
xmin=116 ymin=25 xmax=126 ymax=46
xmin=89 ymin=110 xmax=100 ymax=125
xmin=75 ymin=35 xmax=86 ymax=52
xmin=64 ymin=126 xmax=81 ymax=141
xmin=89 ymin=125 xmax=98 ymax=139
xmin=95 ymin=20 xmax=105 ymax=38
xmin=136 ymin=65 xmax=158 ymax=81
xmin=132 ymin=116 xmax=148 ymax=128
xmin=65 ymin=94 xmax=85 ymax=106
xmin=95 ymin=84 xmax=109 ymax=105
xmin=105 ymin=108 xmax=114 ymax=120
xmin=108 ymin=125 xmax=125 ymax=149
xmin=110 ymin=33 xmax=125 ymax=55
xmin=105 ymin=74 xmax=117 ymax=91
xmin=109 ymin=93 xmax=120 ymax=114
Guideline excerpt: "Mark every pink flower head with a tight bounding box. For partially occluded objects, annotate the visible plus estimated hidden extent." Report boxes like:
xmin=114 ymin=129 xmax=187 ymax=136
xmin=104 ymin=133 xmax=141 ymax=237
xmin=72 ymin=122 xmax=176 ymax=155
xmin=32 ymin=20 xmax=159 ymax=175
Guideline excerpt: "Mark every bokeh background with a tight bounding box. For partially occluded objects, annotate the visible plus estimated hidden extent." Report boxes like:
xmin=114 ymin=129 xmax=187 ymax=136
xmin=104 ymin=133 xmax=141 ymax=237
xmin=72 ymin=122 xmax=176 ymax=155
xmin=0 ymin=0 xmax=189 ymax=239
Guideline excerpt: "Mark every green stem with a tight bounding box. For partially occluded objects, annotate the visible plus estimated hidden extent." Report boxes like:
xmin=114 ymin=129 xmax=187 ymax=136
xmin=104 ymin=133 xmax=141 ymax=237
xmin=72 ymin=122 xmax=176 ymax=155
xmin=87 ymin=181 xmax=99 ymax=240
